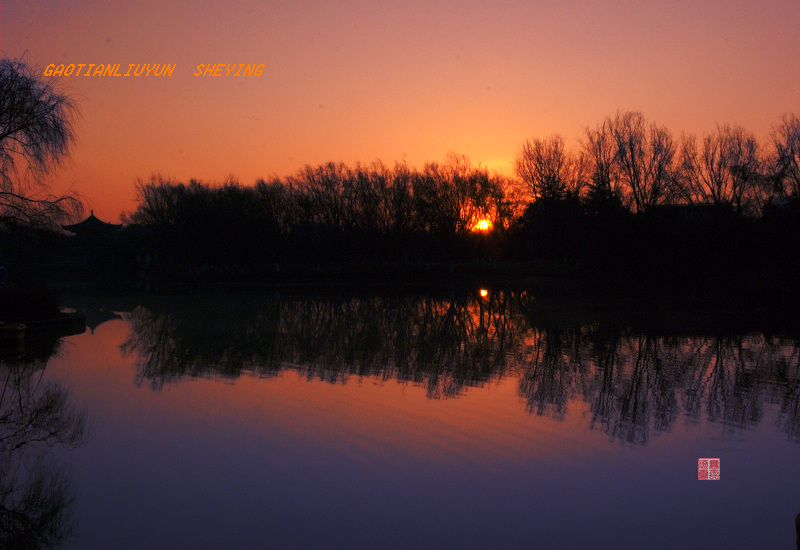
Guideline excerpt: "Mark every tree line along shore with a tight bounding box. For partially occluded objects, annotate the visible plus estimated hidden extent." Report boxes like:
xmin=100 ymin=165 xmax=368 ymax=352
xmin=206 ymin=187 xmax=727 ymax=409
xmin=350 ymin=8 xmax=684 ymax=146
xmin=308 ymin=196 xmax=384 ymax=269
xmin=1 ymin=57 xmax=799 ymax=297
xmin=89 ymin=110 xmax=800 ymax=293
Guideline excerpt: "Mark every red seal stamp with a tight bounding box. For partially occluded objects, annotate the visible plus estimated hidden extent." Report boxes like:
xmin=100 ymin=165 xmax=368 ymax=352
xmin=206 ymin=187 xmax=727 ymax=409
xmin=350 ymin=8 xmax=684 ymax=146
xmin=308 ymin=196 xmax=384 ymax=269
xmin=698 ymin=458 xmax=720 ymax=480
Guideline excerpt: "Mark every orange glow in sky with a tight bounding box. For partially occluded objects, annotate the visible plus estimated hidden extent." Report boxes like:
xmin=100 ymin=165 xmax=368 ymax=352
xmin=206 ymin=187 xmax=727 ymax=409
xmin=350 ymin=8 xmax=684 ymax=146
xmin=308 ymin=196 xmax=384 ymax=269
xmin=2 ymin=1 xmax=799 ymax=222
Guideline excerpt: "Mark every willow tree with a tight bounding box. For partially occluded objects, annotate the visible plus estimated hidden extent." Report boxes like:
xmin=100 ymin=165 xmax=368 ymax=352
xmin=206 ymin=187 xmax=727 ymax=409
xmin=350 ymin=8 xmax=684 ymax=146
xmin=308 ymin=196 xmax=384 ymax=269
xmin=0 ymin=58 xmax=82 ymax=229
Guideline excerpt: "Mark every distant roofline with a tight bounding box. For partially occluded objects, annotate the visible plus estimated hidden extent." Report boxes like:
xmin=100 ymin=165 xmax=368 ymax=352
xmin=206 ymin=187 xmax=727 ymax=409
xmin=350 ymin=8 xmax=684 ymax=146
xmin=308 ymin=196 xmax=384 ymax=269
xmin=62 ymin=210 xmax=123 ymax=234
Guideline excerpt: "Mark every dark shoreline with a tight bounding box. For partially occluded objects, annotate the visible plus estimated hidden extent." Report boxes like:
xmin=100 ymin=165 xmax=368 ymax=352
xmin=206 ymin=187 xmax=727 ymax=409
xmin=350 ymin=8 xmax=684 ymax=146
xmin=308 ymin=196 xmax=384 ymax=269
xmin=46 ymin=258 xmax=800 ymax=300
xmin=53 ymin=270 xmax=800 ymax=338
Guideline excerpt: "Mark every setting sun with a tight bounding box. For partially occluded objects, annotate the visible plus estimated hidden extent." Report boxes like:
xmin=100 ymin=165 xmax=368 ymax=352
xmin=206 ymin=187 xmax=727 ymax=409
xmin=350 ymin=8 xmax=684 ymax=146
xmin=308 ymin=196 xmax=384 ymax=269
xmin=472 ymin=219 xmax=492 ymax=232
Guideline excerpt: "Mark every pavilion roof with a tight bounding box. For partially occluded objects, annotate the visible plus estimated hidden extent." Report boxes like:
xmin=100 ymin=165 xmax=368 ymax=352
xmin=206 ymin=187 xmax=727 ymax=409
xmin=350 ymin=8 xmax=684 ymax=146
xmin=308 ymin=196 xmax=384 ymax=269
xmin=62 ymin=211 xmax=122 ymax=235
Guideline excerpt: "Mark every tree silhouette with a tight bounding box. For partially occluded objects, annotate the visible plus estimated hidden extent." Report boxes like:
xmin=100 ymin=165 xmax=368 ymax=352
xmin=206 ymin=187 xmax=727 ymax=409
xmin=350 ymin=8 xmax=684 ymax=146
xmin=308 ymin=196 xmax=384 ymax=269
xmin=113 ymin=110 xmax=800 ymax=287
xmin=679 ymin=124 xmax=762 ymax=214
xmin=414 ymin=153 xmax=508 ymax=236
xmin=772 ymin=114 xmax=800 ymax=199
xmin=582 ymin=118 xmax=624 ymax=207
xmin=0 ymin=57 xmax=82 ymax=229
xmin=611 ymin=111 xmax=678 ymax=213
xmin=514 ymin=134 xmax=588 ymax=201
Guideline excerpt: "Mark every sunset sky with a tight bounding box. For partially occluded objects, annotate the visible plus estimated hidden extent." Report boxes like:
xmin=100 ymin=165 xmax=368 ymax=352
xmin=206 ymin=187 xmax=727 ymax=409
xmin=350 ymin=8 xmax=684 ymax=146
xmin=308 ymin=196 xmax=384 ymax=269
xmin=2 ymin=0 xmax=799 ymax=222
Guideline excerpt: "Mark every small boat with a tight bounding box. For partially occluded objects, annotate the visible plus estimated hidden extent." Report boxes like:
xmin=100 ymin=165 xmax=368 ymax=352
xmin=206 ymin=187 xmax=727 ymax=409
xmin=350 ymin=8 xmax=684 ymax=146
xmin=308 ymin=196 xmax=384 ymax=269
xmin=0 ymin=322 xmax=25 ymax=356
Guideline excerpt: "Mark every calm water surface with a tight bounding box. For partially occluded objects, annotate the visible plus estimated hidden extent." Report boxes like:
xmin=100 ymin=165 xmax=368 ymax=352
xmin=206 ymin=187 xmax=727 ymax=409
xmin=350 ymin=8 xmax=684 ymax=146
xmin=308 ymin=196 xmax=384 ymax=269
xmin=4 ymin=290 xmax=800 ymax=549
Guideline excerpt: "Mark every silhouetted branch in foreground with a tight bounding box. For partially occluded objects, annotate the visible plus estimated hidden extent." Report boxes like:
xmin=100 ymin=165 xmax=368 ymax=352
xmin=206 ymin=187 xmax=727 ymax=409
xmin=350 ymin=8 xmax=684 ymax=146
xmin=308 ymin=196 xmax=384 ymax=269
xmin=1 ymin=357 xmax=87 ymax=548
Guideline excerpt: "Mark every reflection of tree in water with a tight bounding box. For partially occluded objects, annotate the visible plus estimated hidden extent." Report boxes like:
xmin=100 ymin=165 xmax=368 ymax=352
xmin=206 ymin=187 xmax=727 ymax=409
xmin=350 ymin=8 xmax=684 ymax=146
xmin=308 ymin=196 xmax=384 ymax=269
xmin=121 ymin=291 xmax=527 ymax=398
xmin=120 ymin=291 xmax=800 ymax=445
xmin=517 ymin=326 xmax=584 ymax=421
xmin=121 ymin=302 xmax=283 ymax=388
xmin=517 ymin=325 xmax=800 ymax=446
xmin=588 ymin=333 xmax=680 ymax=446
xmin=0 ymin=355 xmax=87 ymax=549
xmin=774 ymin=339 xmax=800 ymax=442
xmin=681 ymin=335 xmax=763 ymax=433
xmin=273 ymin=291 xmax=522 ymax=400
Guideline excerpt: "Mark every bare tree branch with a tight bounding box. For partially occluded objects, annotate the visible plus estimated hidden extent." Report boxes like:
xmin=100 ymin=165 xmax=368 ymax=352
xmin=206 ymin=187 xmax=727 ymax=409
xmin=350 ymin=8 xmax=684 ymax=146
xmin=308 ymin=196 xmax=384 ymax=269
xmin=0 ymin=57 xmax=83 ymax=229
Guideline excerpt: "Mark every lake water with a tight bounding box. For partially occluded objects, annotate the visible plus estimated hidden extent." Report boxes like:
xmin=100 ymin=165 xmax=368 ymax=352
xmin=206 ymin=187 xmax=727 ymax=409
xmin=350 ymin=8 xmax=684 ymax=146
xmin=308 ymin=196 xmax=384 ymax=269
xmin=4 ymin=290 xmax=800 ymax=549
